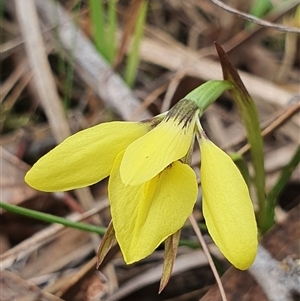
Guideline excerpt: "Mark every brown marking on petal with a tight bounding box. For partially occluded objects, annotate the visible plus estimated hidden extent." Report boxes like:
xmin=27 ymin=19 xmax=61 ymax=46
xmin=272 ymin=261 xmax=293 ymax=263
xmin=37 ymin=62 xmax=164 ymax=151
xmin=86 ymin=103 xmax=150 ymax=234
xmin=166 ymin=99 xmax=199 ymax=130
xmin=142 ymin=115 xmax=165 ymax=129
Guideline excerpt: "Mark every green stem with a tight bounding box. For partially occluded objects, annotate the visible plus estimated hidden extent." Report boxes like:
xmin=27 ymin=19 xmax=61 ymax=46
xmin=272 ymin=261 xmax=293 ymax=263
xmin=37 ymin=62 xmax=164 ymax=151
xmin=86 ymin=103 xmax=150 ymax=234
xmin=185 ymin=80 xmax=233 ymax=114
xmin=0 ymin=202 xmax=106 ymax=235
xmin=107 ymin=0 xmax=117 ymax=63
xmin=0 ymin=202 xmax=204 ymax=251
xmin=89 ymin=0 xmax=108 ymax=61
xmin=124 ymin=0 xmax=147 ymax=86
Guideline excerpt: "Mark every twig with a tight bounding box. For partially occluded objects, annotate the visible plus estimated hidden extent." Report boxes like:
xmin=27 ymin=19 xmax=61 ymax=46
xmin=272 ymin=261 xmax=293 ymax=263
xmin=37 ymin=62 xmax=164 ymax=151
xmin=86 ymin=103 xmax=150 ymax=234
xmin=34 ymin=0 xmax=151 ymax=121
xmin=14 ymin=0 xmax=71 ymax=143
xmin=249 ymin=245 xmax=300 ymax=301
xmin=223 ymin=0 xmax=300 ymax=53
xmin=207 ymin=0 xmax=300 ymax=33
xmin=13 ymin=0 xmax=104 ymax=215
xmin=139 ymin=32 xmax=294 ymax=108
xmin=160 ymin=69 xmax=186 ymax=113
xmin=0 ymin=199 xmax=108 ymax=269
xmin=276 ymin=31 xmax=299 ymax=82
xmin=0 ymin=59 xmax=28 ymax=103
xmin=238 ymin=101 xmax=300 ymax=155
xmin=1 ymin=270 xmax=64 ymax=301
xmin=103 ymin=251 xmax=209 ymax=301
xmin=189 ymin=214 xmax=228 ymax=301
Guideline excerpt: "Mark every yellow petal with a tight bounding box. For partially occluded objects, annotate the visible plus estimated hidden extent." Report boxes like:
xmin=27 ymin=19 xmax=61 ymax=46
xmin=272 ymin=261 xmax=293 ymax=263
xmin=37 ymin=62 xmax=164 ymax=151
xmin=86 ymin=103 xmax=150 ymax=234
xmin=200 ymin=139 xmax=258 ymax=270
xmin=25 ymin=122 xmax=149 ymax=191
xmin=109 ymin=151 xmax=198 ymax=264
xmin=120 ymin=116 xmax=196 ymax=185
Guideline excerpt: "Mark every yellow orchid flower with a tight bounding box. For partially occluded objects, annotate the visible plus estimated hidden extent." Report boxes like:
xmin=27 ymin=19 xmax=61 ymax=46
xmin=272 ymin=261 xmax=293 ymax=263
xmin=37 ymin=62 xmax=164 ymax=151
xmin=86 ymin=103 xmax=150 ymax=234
xmin=25 ymin=80 xmax=258 ymax=271
xmin=25 ymin=98 xmax=200 ymax=263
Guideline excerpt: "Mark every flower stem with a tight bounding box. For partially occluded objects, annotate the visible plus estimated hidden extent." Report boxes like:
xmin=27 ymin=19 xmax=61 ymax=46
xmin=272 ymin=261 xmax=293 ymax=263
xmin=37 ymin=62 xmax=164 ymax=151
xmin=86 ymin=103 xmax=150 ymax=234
xmin=0 ymin=202 xmax=106 ymax=235
xmin=189 ymin=214 xmax=228 ymax=301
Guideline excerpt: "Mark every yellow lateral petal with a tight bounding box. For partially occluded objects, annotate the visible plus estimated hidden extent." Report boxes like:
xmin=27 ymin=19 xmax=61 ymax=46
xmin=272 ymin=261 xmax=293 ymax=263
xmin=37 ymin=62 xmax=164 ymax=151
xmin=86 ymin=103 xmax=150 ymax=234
xmin=200 ymin=139 xmax=258 ymax=270
xmin=25 ymin=122 xmax=149 ymax=191
xmin=109 ymin=151 xmax=198 ymax=264
xmin=120 ymin=116 xmax=196 ymax=185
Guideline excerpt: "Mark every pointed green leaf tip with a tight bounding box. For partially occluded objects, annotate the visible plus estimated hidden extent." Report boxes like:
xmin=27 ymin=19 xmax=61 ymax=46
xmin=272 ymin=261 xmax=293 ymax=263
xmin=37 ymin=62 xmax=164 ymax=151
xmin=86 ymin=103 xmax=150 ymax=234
xmin=185 ymin=80 xmax=233 ymax=114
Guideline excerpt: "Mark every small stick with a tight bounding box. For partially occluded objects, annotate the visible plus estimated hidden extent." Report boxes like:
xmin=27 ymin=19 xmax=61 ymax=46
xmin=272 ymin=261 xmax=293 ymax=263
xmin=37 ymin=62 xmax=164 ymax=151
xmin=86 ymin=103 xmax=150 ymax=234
xmin=207 ymin=0 xmax=300 ymax=33
xmin=189 ymin=214 xmax=228 ymax=301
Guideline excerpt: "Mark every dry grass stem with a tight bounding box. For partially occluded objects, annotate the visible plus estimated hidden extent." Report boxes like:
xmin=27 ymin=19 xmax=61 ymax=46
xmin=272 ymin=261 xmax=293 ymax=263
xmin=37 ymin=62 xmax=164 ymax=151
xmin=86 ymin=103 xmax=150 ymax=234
xmin=207 ymin=0 xmax=300 ymax=33
xmin=189 ymin=214 xmax=228 ymax=301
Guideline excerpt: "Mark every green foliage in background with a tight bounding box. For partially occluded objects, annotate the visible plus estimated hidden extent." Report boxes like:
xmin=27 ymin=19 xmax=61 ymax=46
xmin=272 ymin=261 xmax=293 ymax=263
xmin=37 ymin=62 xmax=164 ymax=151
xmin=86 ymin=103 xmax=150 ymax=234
xmin=89 ymin=0 xmax=147 ymax=86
